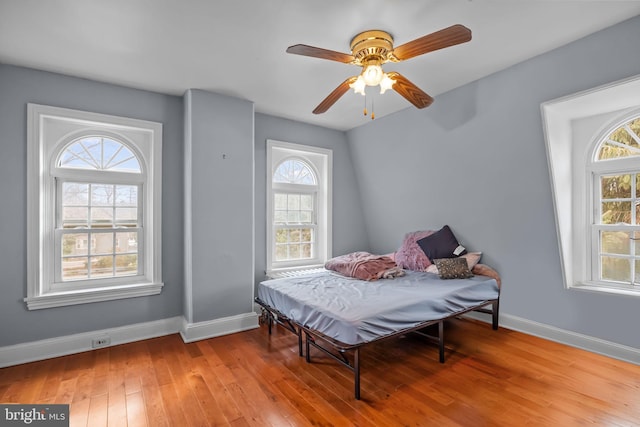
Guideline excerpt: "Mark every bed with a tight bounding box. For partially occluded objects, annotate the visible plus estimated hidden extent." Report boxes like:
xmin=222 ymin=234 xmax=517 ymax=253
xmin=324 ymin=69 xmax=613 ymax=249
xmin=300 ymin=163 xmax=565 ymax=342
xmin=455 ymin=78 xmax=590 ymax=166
xmin=256 ymin=267 xmax=500 ymax=399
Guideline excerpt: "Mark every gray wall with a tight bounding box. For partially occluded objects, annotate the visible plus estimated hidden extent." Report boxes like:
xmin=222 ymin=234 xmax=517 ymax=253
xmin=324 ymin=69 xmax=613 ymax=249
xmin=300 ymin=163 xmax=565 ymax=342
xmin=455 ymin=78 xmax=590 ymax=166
xmin=0 ymin=64 xmax=184 ymax=346
xmin=346 ymin=16 xmax=640 ymax=349
xmin=185 ymin=89 xmax=255 ymax=323
xmin=254 ymin=113 xmax=370 ymax=285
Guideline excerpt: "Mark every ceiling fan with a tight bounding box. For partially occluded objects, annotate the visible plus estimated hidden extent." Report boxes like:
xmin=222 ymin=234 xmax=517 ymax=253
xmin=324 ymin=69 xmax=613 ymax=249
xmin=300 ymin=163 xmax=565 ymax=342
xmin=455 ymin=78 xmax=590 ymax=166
xmin=286 ymin=24 xmax=472 ymax=115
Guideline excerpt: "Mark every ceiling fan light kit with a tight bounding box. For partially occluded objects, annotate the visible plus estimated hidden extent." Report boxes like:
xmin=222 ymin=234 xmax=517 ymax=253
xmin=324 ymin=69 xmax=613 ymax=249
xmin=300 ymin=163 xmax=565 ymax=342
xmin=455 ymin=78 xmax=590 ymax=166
xmin=286 ymin=24 xmax=471 ymax=115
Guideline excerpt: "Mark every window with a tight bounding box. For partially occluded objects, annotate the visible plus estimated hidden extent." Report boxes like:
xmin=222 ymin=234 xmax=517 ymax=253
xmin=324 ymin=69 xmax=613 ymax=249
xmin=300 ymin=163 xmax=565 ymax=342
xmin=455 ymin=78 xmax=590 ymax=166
xmin=267 ymin=140 xmax=332 ymax=275
xmin=542 ymin=74 xmax=640 ymax=296
xmin=589 ymin=116 xmax=640 ymax=288
xmin=26 ymin=104 xmax=163 ymax=309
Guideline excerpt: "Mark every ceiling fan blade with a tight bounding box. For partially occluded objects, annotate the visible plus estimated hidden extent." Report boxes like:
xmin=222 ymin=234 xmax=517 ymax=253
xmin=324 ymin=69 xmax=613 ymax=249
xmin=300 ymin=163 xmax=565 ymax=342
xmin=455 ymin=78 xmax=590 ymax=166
xmin=392 ymin=24 xmax=472 ymax=61
xmin=313 ymin=76 xmax=358 ymax=114
xmin=286 ymin=44 xmax=355 ymax=63
xmin=386 ymin=72 xmax=434 ymax=109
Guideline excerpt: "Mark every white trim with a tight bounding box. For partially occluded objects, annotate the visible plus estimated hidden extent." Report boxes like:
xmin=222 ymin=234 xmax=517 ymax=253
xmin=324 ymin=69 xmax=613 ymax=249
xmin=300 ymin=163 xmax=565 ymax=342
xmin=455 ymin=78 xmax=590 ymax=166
xmin=24 ymin=282 xmax=163 ymax=310
xmin=0 ymin=317 xmax=182 ymax=368
xmin=183 ymin=91 xmax=194 ymax=323
xmin=180 ymin=312 xmax=259 ymax=343
xmin=465 ymin=311 xmax=640 ymax=365
xmin=266 ymin=139 xmax=332 ymax=275
xmin=541 ymin=74 xmax=640 ymax=291
xmin=26 ymin=103 xmax=163 ymax=309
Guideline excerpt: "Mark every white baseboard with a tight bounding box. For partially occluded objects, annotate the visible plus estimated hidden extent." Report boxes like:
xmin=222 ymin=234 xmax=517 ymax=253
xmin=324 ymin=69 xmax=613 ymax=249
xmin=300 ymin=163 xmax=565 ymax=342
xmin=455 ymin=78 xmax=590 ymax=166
xmin=0 ymin=316 xmax=183 ymax=368
xmin=180 ymin=311 xmax=259 ymax=343
xmin=465 ymin=311 xmax=640 ymax=365
xmin=0 ymin=311 xmax=260 ymax=368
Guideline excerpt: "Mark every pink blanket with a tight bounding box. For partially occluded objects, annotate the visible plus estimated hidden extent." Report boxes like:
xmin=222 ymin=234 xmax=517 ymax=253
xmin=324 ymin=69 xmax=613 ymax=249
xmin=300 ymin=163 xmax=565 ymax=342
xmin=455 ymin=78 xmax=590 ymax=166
xmin=324 ymin=251 xmax=405 ymax=281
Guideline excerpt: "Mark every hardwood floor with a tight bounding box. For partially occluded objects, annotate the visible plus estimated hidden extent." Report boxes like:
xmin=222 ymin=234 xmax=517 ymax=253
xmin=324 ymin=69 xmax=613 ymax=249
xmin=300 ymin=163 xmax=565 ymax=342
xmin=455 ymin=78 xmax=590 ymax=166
xmin=1 ymin=318 xmax=639 ymax=426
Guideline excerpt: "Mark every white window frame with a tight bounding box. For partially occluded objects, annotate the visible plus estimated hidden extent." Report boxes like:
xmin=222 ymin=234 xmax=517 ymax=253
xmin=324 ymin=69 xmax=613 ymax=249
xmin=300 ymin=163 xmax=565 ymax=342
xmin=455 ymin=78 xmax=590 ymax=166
xmin=587 ymin=112 xmax=640 ymax=291
xmin=542 ymin=74 xmax=640 ymax=297
xmin=266 ymin=140 xmax=332 ymax=276
xmin=26 ymin=104 xmax=163 ymax=310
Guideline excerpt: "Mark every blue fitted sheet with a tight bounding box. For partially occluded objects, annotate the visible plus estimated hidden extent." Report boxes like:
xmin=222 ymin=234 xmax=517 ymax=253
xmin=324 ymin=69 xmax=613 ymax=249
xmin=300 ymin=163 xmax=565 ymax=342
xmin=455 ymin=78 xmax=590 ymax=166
xmin=258 ymin=269 xmax=499 ymax=345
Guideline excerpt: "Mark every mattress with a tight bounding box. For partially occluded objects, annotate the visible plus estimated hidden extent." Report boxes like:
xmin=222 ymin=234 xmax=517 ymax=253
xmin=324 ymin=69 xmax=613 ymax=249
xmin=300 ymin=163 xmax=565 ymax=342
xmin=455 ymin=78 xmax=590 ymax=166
xmin=258 ymin=269 xmax=499 ymax=345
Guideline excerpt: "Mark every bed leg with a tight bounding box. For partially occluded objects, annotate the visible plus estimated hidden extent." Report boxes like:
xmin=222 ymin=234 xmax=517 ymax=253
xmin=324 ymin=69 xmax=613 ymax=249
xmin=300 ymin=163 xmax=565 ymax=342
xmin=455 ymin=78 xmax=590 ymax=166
xmin=267 ymin=313 xmax=272 ymax=335
xmin=492 ymin=300 xmax=500 ymax=330
xmin=298 ymin=329 xmax=303 ymax=357
xmin=305 ymin=332 xmax=311 ymax=363
xmin=354 ymin=348 xmax=361 ymax=400
xmin=438 ymin=321 xmax=445 ymax=363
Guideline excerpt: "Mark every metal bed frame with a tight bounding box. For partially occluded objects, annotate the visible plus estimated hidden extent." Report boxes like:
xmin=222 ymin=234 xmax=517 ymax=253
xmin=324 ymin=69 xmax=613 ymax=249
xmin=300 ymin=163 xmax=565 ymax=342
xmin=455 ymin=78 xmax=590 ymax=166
xmin=255 ymin=296 xmax=500 ymax=399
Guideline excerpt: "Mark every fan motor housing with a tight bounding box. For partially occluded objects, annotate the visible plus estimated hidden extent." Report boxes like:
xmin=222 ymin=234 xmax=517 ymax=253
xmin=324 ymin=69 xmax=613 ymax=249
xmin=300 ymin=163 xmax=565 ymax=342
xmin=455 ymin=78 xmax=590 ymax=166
xmin=350 ymin=30 xmax=394 ymax=65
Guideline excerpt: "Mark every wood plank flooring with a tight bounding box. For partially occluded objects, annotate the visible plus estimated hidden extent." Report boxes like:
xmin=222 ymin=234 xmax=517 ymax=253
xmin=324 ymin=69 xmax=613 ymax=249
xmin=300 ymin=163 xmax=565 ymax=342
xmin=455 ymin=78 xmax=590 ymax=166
xmin=1 ymin=318 xmax=639 ymax=426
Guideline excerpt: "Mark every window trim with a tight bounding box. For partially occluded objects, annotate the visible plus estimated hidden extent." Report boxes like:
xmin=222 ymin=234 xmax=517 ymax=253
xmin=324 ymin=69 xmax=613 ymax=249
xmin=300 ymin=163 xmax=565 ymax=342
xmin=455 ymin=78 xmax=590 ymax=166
xmin=266 ymin=140 xmax=332 ymax=276
xmin=26 ymin=104 xmax=163 ymax=310
xmin=542 ymin=74 xmax=640 ymax=297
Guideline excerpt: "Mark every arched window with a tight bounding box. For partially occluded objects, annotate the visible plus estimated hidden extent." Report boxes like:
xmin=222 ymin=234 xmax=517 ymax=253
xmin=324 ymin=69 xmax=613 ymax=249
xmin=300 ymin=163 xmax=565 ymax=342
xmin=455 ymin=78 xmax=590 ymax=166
xmin=267 ymin=141 xmax=332 ymax=274
xmin=590 ymin=115 xmax=640 ymax=287
xmin=55 ymin=137 xmax=143 ymax=283
xmin=58 ymin=136 xmax=142 ymax=172
xmin=273 ymin=159 xmax=317 ymax=185
xmin=26 ymin=104 xmax=163 ymax=309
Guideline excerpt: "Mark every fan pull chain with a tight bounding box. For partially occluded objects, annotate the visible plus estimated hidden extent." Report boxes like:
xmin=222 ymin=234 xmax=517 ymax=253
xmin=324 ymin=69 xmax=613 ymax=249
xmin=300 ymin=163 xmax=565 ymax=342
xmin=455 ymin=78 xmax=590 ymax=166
xmin=363 ymin=93 xmax=368 ymax=116
xmin=371 ymin=97 xmax=375 ymax=120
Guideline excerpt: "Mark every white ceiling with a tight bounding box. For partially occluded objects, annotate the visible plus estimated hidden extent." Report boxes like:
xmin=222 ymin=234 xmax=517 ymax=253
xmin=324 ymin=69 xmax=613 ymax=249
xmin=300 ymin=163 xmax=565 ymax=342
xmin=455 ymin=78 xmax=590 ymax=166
xmin=1 ymin=0 xmax=639 ymax=131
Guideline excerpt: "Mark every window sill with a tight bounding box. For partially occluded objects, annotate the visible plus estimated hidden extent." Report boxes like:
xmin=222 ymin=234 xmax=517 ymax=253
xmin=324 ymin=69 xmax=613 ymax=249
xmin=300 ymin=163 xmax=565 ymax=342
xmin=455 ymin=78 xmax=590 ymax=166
xmin=24 ymin=281 xmax=164 ymax=310
xmin=571 ymin=281 xmax=640 ymax=298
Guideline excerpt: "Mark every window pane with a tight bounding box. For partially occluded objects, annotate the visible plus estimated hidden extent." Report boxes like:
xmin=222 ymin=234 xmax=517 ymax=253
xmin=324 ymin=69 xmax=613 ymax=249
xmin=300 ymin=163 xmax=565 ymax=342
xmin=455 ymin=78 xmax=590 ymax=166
xmin=300 ymin=211 xmax=312 ymax=223
xmin=301 ymin=244 xmax=311 ymax=258
xmin=115 ymin=185 xmax=137 ymax=206
xmin=288 ymin=194 xmax=300 ymax=210
xmin=601 ymin=231 xmax=629 ymax=255
xmin=91 ymin=256 xmax=114 ymax=278
xmin=91 ymin=207 xmax=114 ymax=227
xmin=91 ymin=184 xmax=114 ymax=206
xmin=62 ymin=257 xmax=89 ymax=281
xmin=289 ymin=229 xmax=301 ymax=243
xmin=287 ymin=211 xmax=300 ymax=223
xmin=301 ymin=194 xmax=313 ymax=210
xmin=275 ymin=229 xmax=287 ymax=243
xmin=274 ymin=211 xmax=287 ymax=223
xmin=116 ymin=231 xmax=138 ymax=252
xmin=301 ymin=228 xmax=312 ymax=242
xmin=63 ymin=182 xmax=89 ymax=204
xmin=58 ymin=137 xmax=141 ymax=172
xmin=601 ymin=175 xmax=631 ymax=199
xmin=273 ymin=159 xmax=316 ymax=184
xmin=275 ymin=193 xmax=287 ymax=210
xmin=596 ymin=119 xmax=640 ymax=160
xmin=289 ymin=244 xmax=300 ymax=259
xmin=601 ymin=201 xmax=631 ymax=224
xmin=601 ymin=256 xmax=630 ymax=282
xmin=275 ymin=244 xmax=287 ymax=261
xmin=63 ymin=206 xmax=88 ymax=228
xmin=93 ymin=233 xmax=114 ymax=255
xmin=63 ymin=233 xmax=87 ymax=256
xmin=115 ymin=207 xmax=137 ymax=226
xmin=115 ymin=254 xmax=137 ymax=276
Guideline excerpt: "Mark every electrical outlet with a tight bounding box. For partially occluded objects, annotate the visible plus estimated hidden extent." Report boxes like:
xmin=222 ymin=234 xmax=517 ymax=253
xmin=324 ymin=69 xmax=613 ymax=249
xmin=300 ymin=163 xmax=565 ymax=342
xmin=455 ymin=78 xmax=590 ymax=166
xmin=92 ymin=336 xmax=111 ymax=348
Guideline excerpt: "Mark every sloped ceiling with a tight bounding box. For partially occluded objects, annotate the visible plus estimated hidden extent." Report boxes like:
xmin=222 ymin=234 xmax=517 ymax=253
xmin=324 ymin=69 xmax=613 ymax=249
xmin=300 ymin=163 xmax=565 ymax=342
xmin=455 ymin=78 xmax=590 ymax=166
xmin=1 ymin=0 xmax=639 ymax=130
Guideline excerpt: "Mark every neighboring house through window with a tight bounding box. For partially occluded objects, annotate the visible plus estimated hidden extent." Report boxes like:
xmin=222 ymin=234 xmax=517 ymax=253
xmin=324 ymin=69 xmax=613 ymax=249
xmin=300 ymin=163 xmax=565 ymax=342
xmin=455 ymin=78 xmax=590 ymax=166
xmin=26 ymin=104 xmax=163 ymax=309
xmin=266 ymin=140 xmax=332 ymax=276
